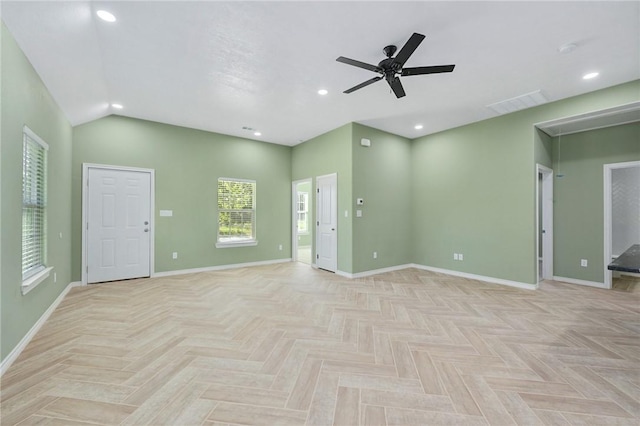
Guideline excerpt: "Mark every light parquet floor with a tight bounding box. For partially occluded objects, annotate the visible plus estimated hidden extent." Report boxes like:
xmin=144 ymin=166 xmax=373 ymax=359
xmin=2 ymin=263 xmax=639 ymax=425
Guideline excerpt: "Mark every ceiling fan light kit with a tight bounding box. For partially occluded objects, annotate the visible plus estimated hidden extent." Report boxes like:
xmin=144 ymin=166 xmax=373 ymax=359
xmin=336 ymin=32 xmax=456 ymax=98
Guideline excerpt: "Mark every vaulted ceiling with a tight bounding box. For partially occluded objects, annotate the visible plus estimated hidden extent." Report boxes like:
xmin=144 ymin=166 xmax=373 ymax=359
xmin=2 ymin=1 xmax=639 ymax=145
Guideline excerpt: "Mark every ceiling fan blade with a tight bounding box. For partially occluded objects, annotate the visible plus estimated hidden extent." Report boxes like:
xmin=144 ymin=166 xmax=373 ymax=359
xmin=344 ymin=76 xmax=383 ymax=94
xmin=388 ymin=77 xmax=406 ymax=98
xmin=401 ymin=64 xmax=456 ymax=76
xmin=336 ymin=56 xmax=381 ymax=73
xmin=393 ymin=32 xmax=426 ymax=67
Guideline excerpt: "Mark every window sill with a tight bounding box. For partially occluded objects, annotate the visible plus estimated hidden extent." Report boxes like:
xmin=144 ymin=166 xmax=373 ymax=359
xmin=22 ymin=267 xmax=53 ymax=295
xmin=216 ymin=240 xmax=258 ymax=249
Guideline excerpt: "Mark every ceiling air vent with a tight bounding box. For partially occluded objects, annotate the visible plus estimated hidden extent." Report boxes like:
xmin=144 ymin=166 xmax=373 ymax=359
xmin=487 ymin=90 xmax=548 ymax=115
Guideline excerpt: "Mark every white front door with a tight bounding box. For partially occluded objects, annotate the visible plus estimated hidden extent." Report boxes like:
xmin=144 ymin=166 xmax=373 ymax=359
xmin=87 ymin=167 xmax=152 ymax=283
xmin=316 ymin=173 xmax=337 ymax=272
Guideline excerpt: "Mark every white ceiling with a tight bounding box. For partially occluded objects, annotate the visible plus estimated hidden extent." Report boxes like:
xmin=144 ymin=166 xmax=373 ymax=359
xmin=2 ymin=1 xmax=639 ymax=146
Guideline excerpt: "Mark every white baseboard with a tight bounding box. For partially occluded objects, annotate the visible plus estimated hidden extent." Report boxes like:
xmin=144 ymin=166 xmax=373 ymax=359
xmin=334 ymin=263 xmax=536 ymax=290
xmin=411 ymin=264 xmax=538 ymax=290
xmin=337 ymin=264 xmax=414 ymax=279
xmin=0 ymin=281 xmax=81 ymax=376
xmin=553 ymin=276 xmax=608 ymax=289
xmin=153 ymin=258 xmax=292 ymax=278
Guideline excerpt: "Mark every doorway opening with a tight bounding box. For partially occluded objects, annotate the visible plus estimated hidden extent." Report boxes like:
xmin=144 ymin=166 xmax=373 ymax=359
xmin=604 ymin=161 xmax=640 ymax=289
xmin=292 ymin=179 xmax=313 ymax=264
xmin=536 ymin=164 xmax=554 ymax=282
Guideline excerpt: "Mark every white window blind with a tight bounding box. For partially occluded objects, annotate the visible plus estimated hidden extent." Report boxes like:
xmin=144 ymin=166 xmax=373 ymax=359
xmin=217 ymin=178 xmax=256 ymax=243
xmin=297 ymin=192 xmax=308 ymax=233
xmin=22 ymin=126 xmax=48 ymax=280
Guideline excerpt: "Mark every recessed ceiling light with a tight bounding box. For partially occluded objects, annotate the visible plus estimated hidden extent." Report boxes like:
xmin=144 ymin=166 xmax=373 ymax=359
xmin=111 ymin=103 xmax=123 ymax=109
xmin=583 ymin=72 xmax=599 ymax=80
xmin=317 ymin=89 xmax=328 ymax=96
xmin=414 ymin=124 xmax=424 ymax=130
xmin=96 ymin=10 xmax=116 ymax=22
xmin=254 ymin=132 xmax=262 ymax=136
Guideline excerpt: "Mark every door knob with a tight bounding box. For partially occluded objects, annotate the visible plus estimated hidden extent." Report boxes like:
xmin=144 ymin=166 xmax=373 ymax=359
xmin=331 ymin=228 xmax=335 ymax=231
xmin=144 ymin=228 xmax=149 ymax=232
xmin=144 ymin=221 xmax=149 ymax=225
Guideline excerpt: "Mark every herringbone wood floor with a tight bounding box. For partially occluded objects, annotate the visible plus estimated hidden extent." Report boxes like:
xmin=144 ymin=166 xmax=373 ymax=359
xmin=1 ymin=263 xmax=639 ymax=425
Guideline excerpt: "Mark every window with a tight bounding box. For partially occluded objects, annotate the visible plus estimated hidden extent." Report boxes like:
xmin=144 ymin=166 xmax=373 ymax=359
xmin=22 ymin=126 xmax=49 ymax=291
xmin=297 ymin=192 xmax=308 ymax=233
xmin=217 ymin=178 xmax=256 ymax=247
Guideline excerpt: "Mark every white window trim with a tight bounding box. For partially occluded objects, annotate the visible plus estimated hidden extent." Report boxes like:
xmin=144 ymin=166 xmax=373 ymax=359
xmin=217 ymin=177 xmax=257 ymax=247
xmin=22 ymin=125 xmax=49 ymax=294
xmin=22 ymin=267 xmax=53 ymax=295
xmin=216 ymin=240 xmax=259 ymax=249
xmin=23 ymin=125 xmax=49 ymax=150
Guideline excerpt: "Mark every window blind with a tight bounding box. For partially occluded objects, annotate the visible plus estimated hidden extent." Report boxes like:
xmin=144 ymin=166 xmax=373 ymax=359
xmin=22 ymin=127 xmax=48 ymax=280
xmin=217 ymin=178 xmax=256 ymax=243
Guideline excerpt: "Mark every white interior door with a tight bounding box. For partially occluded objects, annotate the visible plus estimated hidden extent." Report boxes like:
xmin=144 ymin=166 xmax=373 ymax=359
xmin=316 ymin=173 xmax=337 ymax=272
xmin=87 ymin=167 xmax=152 ymax=283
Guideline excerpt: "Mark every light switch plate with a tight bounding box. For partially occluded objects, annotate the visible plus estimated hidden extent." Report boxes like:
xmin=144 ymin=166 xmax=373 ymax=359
xmin=160 ymin=210 xmax=173 ymax=217
xmin=356 ymin=210 xmax=363 ymax=217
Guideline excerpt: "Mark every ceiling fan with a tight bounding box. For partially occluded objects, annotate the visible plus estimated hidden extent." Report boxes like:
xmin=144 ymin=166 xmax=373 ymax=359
xmin=336 ymin=32 xmax=455 ymax=98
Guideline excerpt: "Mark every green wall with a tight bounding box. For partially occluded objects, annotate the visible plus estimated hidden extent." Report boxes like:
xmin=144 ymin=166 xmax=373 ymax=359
xmin=411 ymin=80 xmax=640 ymax=285
xmin=552 ymin=122 xmax=640 ymax=283
xmin=72 ymin=116 xmax=292 ymax=280
xmin=291 ymin=124 xmax=353 ymax=273
xmin=352 ymin=124 xmax=412 ymax=273
xmin=1 ymin=23 xmax=73 ymax=361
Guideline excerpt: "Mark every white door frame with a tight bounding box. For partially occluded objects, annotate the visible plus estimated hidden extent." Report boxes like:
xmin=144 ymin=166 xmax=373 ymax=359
xmin=82 ymin=163 xmax=155 ymax=285
xmin=536 ymin=164 xmax=554 ymax=282
xmin=603 ymin=160 xmax=640 ymax=289
xmin=316 ymin=173 xmax=338 ymax=272
xmin=292 ymin=178 xmax=312 ymax=263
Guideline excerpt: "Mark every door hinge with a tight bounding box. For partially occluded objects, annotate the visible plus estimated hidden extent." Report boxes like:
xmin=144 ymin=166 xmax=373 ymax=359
xmin=86 ymin=222 xmax=89 ymax=230
xmin=86 ymin=266 xmax=88 ymax=273
xmin=316 ymin=254 xmax=319 ymax=259
xmin=317 ymin=188 xmax=319 ymax=193
xmin=317 ymin=221 xmax=319 ymax=226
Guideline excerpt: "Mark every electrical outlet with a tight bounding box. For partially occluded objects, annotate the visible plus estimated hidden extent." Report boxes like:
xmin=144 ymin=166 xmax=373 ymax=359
xmin=581 ymin=259 xmax=588 ymax=267
xmin=459 ymin=253 xmax=464 ymax=261
xmin=373 ymin=251 xmax=377 ymax=259
xmin=172 ymin=252 xmax=178 ymax=259
xmin=345 ymin=210 xmax=348 ymax=217
xmin=454 ymin=253 xmax=459 ymax=260
xmin=278 ymin=244 xmax=283 ymax=251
